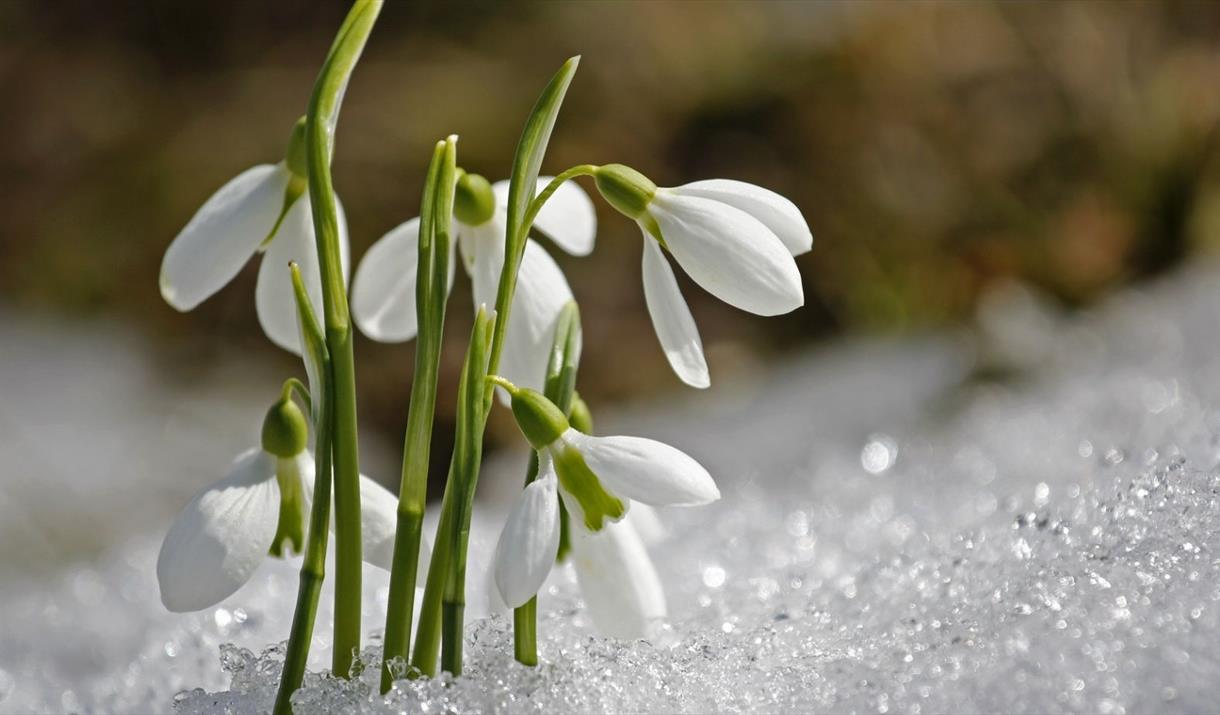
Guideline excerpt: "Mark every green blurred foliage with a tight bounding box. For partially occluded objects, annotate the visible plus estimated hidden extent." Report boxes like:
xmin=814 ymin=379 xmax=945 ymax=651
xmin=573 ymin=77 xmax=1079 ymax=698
xmin=3 ymin=1 xmax=1220 ymax=467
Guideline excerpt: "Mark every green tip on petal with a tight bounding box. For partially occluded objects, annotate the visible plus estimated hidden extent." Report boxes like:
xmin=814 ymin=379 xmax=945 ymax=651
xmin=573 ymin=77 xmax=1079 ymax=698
xmin=261 ymin=397 xmax=309 ymax=458
xmin=270 ymin=457 xmax=306 ymax=558
xmin=454 ymin=171 xmax=496 ymax=226
xmin=554 ymin=444 xmax=625 ymax=531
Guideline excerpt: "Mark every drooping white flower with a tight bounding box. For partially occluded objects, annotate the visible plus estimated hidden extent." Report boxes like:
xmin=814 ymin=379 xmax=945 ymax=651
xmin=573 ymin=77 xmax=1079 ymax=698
xmin=595 ymin=165 xmax=810 ymax=389
xmin=159 ymin=123 xmax=350 ymax=355
xmin=491 ymin=383 xmax=717 ymax=637
xmin=351 ymin=173 xmax=595 ymax=394
xmin=156 ymin=415 xmax=416 ymax=613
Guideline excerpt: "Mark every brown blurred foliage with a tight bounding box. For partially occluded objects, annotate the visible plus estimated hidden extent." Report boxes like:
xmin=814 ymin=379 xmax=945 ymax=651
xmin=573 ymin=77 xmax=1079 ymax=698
xmin=3 ymin=1 xmax=1220 ymax=479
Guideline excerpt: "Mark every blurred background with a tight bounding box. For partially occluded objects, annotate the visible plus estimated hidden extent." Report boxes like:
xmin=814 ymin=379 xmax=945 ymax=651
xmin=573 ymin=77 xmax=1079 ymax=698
xmin=4 ymin=0 xmax=1220 ymax=505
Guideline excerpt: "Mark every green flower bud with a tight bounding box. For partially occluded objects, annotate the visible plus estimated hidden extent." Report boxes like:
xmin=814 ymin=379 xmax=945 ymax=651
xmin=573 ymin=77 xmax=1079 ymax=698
xmin=454 ymin=171 xmax=496 ymax=226
xmin=553 ymin=444 xmax=625 ymax=531
xmin=594 ymin=164 xmax=656 ymax=221
xmin=261 ymin=397 xmax=309 ymax=458
xmin=285 ymin=116 xmax=309 ymax=179
xmin=569 ymin=393 xmax=593 ymax=434
xmin=509 ymin=386 xmax=570 ymax=450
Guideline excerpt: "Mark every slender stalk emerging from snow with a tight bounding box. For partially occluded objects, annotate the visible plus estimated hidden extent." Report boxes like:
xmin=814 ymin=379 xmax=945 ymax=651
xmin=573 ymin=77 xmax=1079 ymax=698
xmin=302 ymin=0 xmax=383 ymax=678
xmin=412 ymin=57 xmax=582 ymax=676
xmin=514 ymin=302 xmax=582 ymax=665
xmin=380 ymin=137 xmax=457 ymax=693
xmin=274 ymin=267 xmax=333 ymax=715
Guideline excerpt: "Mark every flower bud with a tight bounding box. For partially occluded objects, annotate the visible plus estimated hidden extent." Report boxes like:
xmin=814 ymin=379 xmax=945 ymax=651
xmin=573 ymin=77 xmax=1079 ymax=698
xmin=454 ymin=171 xmax=496 ymax=226
xmin=594 ymin=164 xmax=656 ymax=221
xmin=507 ymin=385 xmax=570 ymax=450
xmin=285 ymin=116 xmax=309 ymax=179
xmin=261 ymin=397 xmax=309 ymax=458
xmin=569 ymin=393 xmax=593 ymax=433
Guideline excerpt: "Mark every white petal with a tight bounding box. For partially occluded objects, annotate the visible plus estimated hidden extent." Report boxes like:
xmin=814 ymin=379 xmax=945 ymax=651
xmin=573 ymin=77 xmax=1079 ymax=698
xmin=161 ymin=164 xmax=290 ymax=311
xmin=494 ymin=467 xmax=561 ymax=608
xmin=352 ymin=218 xmax=421 ymax=342
xmin=256 ymin=192 xmax=351 ymax=354
xmin=641 ymin=237 xmax=709 ymax=389
xmin=156 ymin=448 xmax=279 ymax=612
xmin=565 ymin=430 xmax=719 ymax=507
xmin=493 ymin=177 xmax=597 ymax=256
xmin=650 ymin=192 xmax=803 ymax=316
xmin=569 ymin=519 xmax=666 ymax=639
xmin=295 ymin=454 xmax=424 ymax=572
xmin=624 ymin=502 xmax=667 ymax=545
xmin=498 ymin=240 xmax=576 ymax=396
xmin=674 ymin=179 xmax=812 ymax=255
xmin=462 ymin=218 xmax=505 ymax=313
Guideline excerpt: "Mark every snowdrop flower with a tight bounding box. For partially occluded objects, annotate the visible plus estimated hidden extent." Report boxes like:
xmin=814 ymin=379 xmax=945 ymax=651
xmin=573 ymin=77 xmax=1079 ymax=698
xmin=593 ymin=164 xmax=810 ymax=388
xmin=159 ymin=118 xmax=350 ymax=354
xmin=156 ymin=396 xmax=415 ymax=612
xmin=490 ymin=379 xmax=717 ymax=637
xmin=351 ymin=172 xmax=595 ymax=394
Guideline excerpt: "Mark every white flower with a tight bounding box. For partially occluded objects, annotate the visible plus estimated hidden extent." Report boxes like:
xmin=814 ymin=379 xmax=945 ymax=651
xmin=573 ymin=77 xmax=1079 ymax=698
xmin=156 ymin=446 xmax=415 ymax=612
xmin=597 ymin=166 xmax=810 ymax=389
xmin=159 ymin=162 xmax=350 ymax=355
xmin=492 ymin=429 xmax=717 ymax=637
xmin=351 ymin=175 xmax=595 ymax=394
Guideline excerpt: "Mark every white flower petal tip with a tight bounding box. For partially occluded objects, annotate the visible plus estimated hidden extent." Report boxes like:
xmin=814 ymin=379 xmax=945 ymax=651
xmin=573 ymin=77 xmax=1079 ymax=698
xmin=674 ymin=179 xmax=813 ymax=256
xmin=161 ymin=164 xmax=290 ymax=312
xmin=352 ymin=217 xmax=423 ymax=343
xmin=256 ymin=193 xmax=351 ymax=354
xmin=566 ymin=431 xmax=720 ymax=507
xmin=493 ymin=177 xmax=597 ymax=256
xmin=533 ymin=176 xmax=597 ymax=256
xmin=570 ymin=520 xmax=666 ymax=639
xmin=641 ymin=238 xmax=709 ymax=389
xmin=494 ymin=472 xmax=561 ymax=608
xmin=651 ymin=192 xmax=804 ymax=317
xmin=156 ymin=449 xmax=280 ymax=613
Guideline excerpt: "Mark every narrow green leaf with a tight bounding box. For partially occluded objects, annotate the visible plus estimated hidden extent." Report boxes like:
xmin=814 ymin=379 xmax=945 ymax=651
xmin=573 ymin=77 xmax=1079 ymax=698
xmin=487 ymin=56 xmax=581 ymax=394
xmin=290 ymin=262 xmax=330 ymax=423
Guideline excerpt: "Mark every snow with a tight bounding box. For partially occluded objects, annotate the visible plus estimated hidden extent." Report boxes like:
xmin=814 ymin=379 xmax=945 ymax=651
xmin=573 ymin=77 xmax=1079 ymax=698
xmin=6 ymin=263 xmax=1220 ymax=713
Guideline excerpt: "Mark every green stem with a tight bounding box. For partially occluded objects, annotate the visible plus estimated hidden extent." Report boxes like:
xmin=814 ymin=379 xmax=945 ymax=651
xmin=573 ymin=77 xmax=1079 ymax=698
xmin=512 ymin=302 xmax=581 ymax=666
xmin=303 ymin=0 xmax=383 ymax=678
xmin=274 ymin=264 xmax=333 ymax=714
xmin=415 ymin=57 xmax=581 ymax=677
xmin=441 ymin=310 xmax=494 ymax=676
xmin=380 ymin=137 xmax=457 ymax=693
xmin=410 ymin=469 xmax=454 ymax=677
xmin=273 ymin=374 xmax=333 ymax=715
xmin=483 ymin=162 xmax=596 ymax=414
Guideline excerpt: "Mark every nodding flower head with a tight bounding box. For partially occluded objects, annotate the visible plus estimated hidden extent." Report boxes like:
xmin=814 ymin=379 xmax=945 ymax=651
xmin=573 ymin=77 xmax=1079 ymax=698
xmin=155 ymin=397 xmax=422 ymax=613
xmin=491 ymin=379 xmax=718 ymax=635
xmin=159 ymin=116 xmax=350 ymax=355
xmin=593 ymin=164 xmax=811 ymax=389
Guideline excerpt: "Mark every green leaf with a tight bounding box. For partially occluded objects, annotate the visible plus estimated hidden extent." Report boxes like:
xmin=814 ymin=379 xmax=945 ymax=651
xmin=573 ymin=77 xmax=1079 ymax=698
xmin=487 ymin=56 xmax=581 ymax=394
xmin=505 ymin=56 xmax=581 ymax=249
xmin=290 ymin=262 xmax=330 ymax=424
xmin=544 ymin=301 xmax=582 ymax=414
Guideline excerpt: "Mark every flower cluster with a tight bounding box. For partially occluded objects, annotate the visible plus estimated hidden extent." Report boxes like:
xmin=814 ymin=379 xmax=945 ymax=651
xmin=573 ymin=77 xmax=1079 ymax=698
xmin=155 ymin=4 xmax=811 ymax=703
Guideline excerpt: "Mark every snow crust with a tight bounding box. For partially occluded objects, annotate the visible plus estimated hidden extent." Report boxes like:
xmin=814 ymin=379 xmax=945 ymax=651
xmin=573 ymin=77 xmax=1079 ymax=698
xmin=6 ymin=264 xmax=1220 ymax=713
